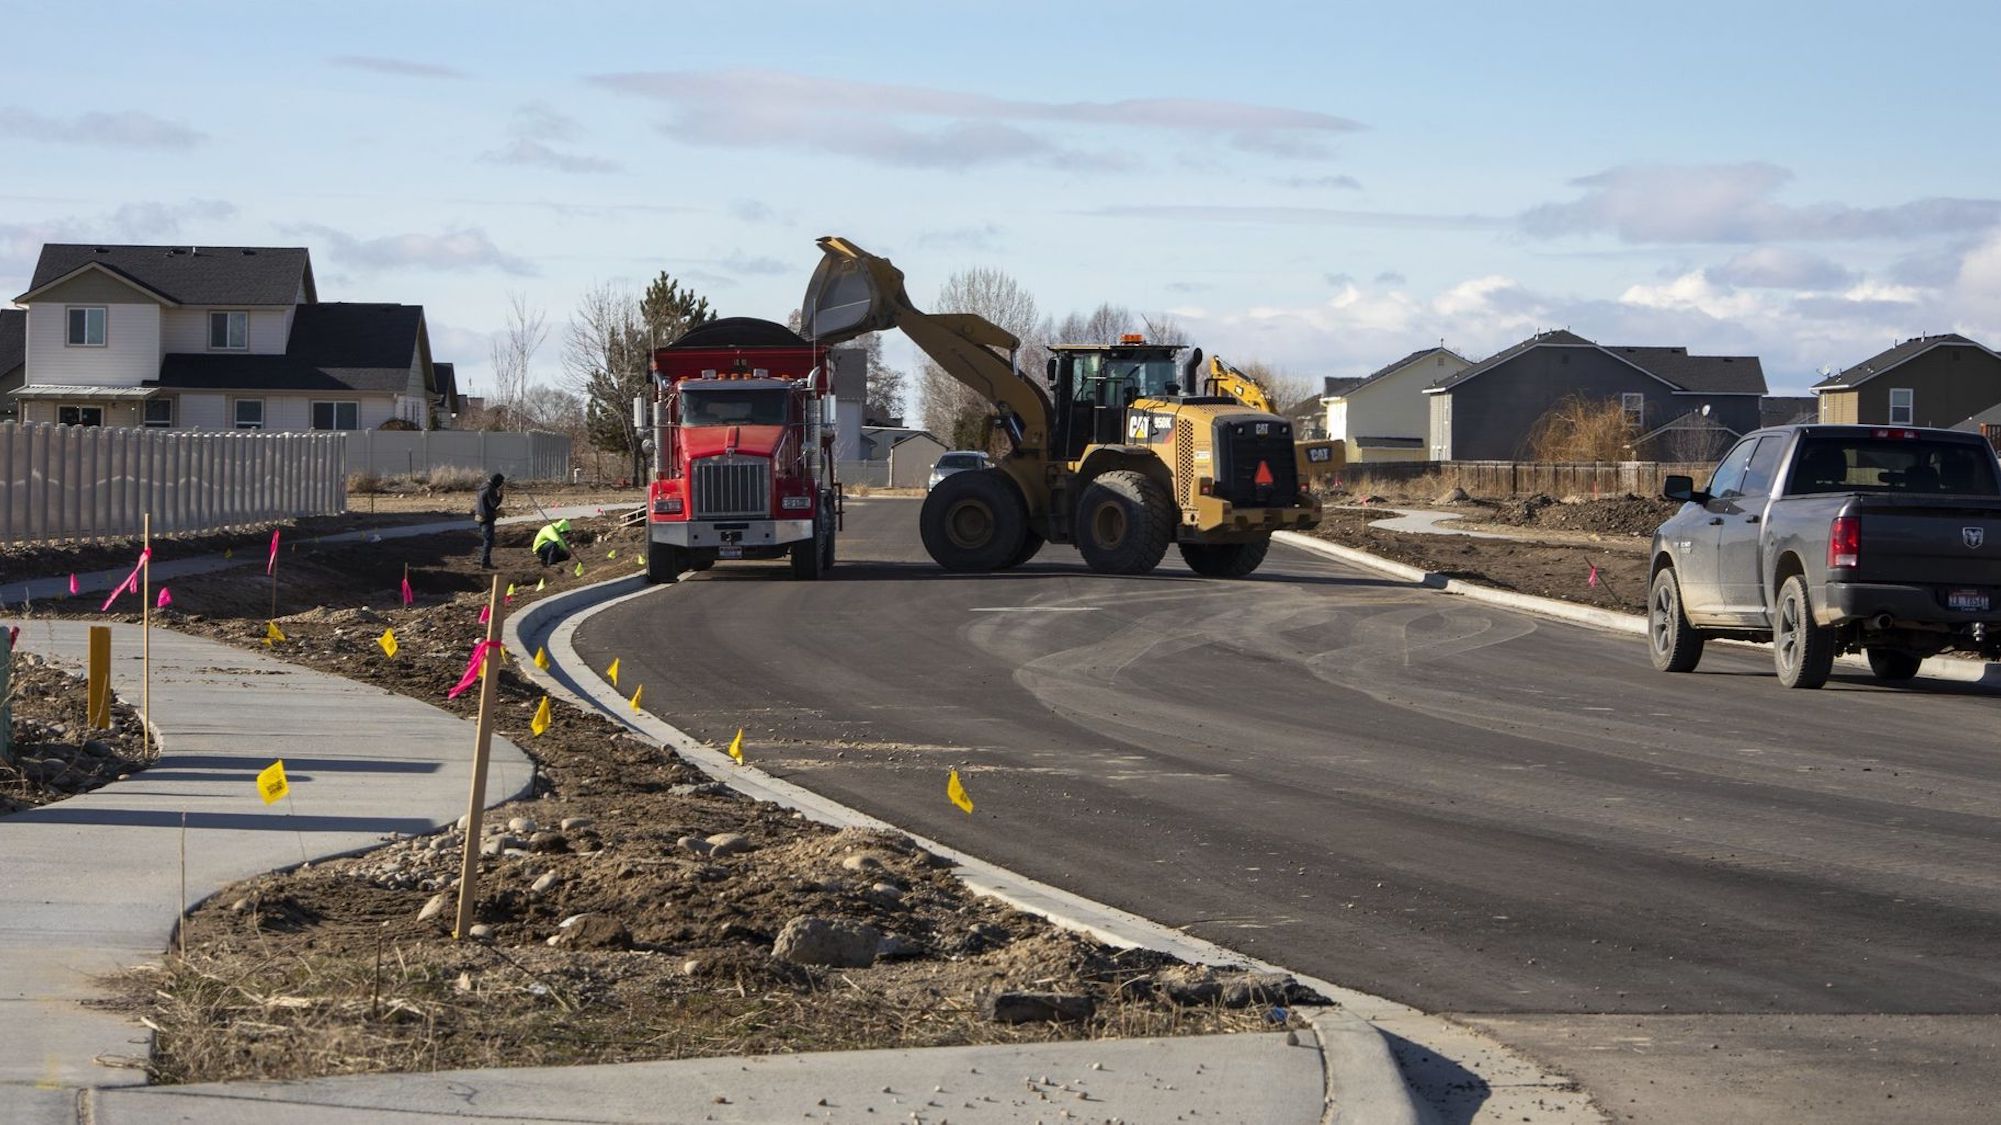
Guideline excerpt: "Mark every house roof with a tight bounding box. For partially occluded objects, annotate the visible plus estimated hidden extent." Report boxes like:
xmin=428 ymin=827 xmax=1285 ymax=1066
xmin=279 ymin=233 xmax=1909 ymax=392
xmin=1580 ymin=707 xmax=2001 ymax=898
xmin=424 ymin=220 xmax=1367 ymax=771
xmin=22 ymin=244 xmax=314 ymax=306
xmin=1810 ymin=333 xmax=1998 ymax=390
xmin=13 ymin=384 xmax=157 ymax=400
xmin=0 ymin=308 xmax=23 ymax=374
xmin=1321 ymin=376 xmax=1366 ymax=398
xmin=1355 ymin=435 xmax=1425 ymax=448
xmin=1426 ymin=329 xmax=1766 ymax=395
xmin=1635 ymin=408 xmax=1742 ymax=445
xmin=433 ymin=362 xmax=460 ymax=411
xmin=1282 ymin=394 xmax=1325 ymax=417
xmin=149 ymin=303 xmax=426 ymax=395
xmin=1338 ymin=346 xmax=1471 ymax=398
xmin=1759 ymin=395 xmax=1818 ymax=428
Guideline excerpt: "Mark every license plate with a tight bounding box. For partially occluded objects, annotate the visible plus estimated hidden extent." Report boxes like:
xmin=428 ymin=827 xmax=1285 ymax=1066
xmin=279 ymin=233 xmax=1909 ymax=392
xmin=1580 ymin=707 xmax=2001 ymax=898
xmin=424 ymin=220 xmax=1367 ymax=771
xmin=1947 ymin=588 xmax=1988 ymax=611
xmin=719 ymin=547 xmax=743 ymax=559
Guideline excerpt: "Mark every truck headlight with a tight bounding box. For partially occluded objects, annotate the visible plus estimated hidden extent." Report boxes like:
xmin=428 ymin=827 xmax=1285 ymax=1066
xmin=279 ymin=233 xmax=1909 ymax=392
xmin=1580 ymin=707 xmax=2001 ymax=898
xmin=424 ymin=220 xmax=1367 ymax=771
xmin=653 ymin=497 xmax=682 ymax=514
xmin=781 ymin=495 xmax=811 ymax=510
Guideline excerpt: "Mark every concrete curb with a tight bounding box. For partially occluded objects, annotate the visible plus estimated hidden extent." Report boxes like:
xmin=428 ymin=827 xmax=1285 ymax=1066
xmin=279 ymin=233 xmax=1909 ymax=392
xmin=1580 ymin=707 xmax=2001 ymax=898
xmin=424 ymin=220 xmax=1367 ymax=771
xmin=1276 ymin=531 xmax=2001 ymax=688
xmin=505 ymin=575 xmax=1430 ymax=1125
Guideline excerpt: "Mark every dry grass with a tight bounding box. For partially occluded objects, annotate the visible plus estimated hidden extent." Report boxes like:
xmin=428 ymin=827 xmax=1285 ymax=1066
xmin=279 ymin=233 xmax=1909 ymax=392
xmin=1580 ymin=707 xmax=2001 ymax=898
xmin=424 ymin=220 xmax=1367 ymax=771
xmin=1527 ymin=395 xmax=1640 ymax=462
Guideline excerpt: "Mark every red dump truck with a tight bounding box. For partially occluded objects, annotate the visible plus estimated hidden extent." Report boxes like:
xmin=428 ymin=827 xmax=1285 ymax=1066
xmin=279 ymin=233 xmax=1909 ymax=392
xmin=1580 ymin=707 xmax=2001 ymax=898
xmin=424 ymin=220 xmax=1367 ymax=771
xmin=642 ymin=316 xmax=839 ymax=582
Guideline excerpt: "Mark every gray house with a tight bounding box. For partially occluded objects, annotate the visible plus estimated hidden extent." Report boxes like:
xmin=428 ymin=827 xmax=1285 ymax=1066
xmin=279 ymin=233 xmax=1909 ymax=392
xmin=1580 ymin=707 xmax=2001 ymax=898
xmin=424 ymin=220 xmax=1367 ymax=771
xmin=0 ymin=308 xmax=23 ymax=422
xmin=1811 ymin=334 xmax=2001 ymax=428
xmin=1423 ymin=329 xmax=1766 ymax=460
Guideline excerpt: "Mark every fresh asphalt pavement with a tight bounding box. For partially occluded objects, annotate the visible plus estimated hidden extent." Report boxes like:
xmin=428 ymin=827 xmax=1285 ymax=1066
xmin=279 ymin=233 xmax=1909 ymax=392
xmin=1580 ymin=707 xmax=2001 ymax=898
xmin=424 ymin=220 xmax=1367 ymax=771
xmin=574 ymin=497 xmax=2001 ymax=1124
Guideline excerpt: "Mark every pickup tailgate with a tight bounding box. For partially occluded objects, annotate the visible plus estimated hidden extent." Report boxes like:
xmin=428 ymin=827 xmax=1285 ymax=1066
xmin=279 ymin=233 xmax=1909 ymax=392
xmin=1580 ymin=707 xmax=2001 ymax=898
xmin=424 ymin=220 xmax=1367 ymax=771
xmin=1854 ymin=496 xmax=2001 ymax=587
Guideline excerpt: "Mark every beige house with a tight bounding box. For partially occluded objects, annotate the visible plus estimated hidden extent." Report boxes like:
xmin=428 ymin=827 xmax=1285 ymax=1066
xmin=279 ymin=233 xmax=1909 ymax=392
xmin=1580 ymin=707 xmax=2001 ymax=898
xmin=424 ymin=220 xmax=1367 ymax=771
xmin=1323 ymin=347 xmax=1470 ymax=463
xmin=1812 ymin=334 xmax=2001 ymax=428
xmin=10 ymin=244 xmax=448 ymax=431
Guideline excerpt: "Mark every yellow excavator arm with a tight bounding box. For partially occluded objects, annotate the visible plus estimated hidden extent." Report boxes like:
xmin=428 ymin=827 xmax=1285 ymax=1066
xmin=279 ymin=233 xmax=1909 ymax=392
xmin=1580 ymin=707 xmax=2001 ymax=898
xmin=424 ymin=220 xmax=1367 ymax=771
xmin=1203 ymin=357 xmax=1276 ymax=415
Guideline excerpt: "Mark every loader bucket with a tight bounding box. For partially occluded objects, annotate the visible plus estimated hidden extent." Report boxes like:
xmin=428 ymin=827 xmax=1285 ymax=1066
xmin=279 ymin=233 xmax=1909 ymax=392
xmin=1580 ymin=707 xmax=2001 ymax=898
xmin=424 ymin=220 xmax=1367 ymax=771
xmin=801 ymin=236 xmax=904 ymax=344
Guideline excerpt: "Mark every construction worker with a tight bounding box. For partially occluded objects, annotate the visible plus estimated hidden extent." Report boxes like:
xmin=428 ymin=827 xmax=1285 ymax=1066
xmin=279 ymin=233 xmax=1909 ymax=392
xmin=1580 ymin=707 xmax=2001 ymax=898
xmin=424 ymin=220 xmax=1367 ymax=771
xmin=472 ymin=473 xmax=505 ymax=569
xmin=532 ymin=518 xmax=573 ymax=567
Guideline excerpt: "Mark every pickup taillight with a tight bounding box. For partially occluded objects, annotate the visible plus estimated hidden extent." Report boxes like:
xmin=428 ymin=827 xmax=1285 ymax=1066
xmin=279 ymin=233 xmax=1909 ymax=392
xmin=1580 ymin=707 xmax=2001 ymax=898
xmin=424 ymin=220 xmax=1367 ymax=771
xmin=1828 ymin=515 xmax=1860 ymax=569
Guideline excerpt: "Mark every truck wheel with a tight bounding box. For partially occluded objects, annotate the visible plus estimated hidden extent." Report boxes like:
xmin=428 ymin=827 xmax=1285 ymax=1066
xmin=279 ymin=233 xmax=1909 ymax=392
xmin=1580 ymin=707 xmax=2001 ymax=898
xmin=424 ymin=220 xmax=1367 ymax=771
xmin=1179 ymin=537 xmax=1270 ymax=578
xmin=920 ymin=468 xmax=1027 ymax=572
xmin=689 ymin=556 xmax=715 ymax=572
xmin=646 ymin=542 xmax=685 ymax=584
xmin=1647 ymin=566 xmax=1705 ymax=673
xmin=1000 ymin=530 xmax=1045 ymax=570
xmin=1865 ymin=647 xmax=1922 ymax=681
xmin=1774 ymin=574 xmax=1835 ymax=689
xmin=1076 ymin=470 xmax=1172 ymax=575
xmin=819 ymin=495 xmax=837 ymax=572
xmin=790 ymin=528 xmax=826 ymax=580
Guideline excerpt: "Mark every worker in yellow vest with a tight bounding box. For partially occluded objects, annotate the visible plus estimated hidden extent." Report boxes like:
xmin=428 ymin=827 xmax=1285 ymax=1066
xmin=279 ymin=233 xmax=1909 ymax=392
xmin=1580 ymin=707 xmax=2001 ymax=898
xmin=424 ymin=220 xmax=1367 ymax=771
xmin=532 ymin=519 xmax=573 ymax=567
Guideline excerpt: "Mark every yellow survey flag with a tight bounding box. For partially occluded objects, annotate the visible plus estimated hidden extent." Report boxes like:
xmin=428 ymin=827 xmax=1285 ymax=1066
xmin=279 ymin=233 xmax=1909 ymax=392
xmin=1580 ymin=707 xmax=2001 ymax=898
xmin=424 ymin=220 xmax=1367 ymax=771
xmin=606 ymin=657 xmax=620 ymax=686
xmin=506 ymin=583 xmax=516 ymax=597
xmin=947 ymin=768 xmax=974 ymax=815
xmin=257 ymin=760 xmax=289 ymax=804
xmin=573 ymin=562 xmax=584 ymax=577
xmin=536 ymin=578 xmax=546 ymax=591
xmin=530 ymin=695 xmax=551 ymax=736
xmin=628 ymin=683 xmax=644 ymax=711
xmin=264 ymin=620 xmax=286 ymax=646
xmin=224 ymin=547 xmax=233 ymax=558
xmin=377 ymin=628 xmax=398 ymax=657
xmin=533 ymin=645 xmax=549 ymax=670
xmin=727 ymin=728 xmax=745 ymax=764
xmin=607 ymin=548 xmax=617 ymax=559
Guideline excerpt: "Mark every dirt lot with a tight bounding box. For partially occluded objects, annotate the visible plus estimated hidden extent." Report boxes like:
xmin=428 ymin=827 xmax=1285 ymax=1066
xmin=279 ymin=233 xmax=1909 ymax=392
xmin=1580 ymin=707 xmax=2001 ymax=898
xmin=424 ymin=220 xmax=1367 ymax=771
xmin=1308 ymin=496 xmax=1672 ymax=616
xmin=2 ymin=653 xmax=152 ymax=815
xmin=10 ymin=516 xmax=1321 ymax=1083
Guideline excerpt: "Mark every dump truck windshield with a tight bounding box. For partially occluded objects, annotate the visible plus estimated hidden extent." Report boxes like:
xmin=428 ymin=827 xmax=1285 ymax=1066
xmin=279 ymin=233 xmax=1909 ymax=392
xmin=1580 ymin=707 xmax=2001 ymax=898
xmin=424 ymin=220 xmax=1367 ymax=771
xmin=681 ymin=388 xmax=789 ymax=426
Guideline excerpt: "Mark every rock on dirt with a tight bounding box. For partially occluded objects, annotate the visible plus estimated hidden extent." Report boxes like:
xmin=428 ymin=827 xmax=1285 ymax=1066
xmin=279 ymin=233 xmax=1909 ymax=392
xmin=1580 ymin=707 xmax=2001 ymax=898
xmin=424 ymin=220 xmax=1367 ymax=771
xmin=773 ymin=915 xmax=882 ymax=967
xmin=1435 ymin=486 xmax=1470 ymax=504
xmin=550 ymin=914 xmax=631 ymax=950
xmin=985 ymin=991 xmax=1096 ymax=1024
xmin=705 ymin=832 xmax=751 ymax=857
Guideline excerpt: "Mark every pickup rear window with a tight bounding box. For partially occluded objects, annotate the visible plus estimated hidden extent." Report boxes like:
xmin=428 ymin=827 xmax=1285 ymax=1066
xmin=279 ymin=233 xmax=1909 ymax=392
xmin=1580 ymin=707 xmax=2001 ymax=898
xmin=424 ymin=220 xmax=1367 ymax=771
xmin=1787 ymin=437 xmax=2001 ymax=496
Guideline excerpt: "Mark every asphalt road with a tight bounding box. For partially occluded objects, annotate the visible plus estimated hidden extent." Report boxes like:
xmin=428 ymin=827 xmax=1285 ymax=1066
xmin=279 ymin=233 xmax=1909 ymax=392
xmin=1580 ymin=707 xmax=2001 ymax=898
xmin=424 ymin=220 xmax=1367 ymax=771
xmin=574 ymin=497 xmax=2001 ymax=1123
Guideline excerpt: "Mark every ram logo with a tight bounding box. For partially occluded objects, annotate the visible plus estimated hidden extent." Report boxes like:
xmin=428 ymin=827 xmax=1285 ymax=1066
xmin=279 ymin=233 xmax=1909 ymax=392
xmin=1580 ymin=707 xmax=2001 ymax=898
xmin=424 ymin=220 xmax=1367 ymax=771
xmin=1966 ymin=527 xmax=1986 ymax=549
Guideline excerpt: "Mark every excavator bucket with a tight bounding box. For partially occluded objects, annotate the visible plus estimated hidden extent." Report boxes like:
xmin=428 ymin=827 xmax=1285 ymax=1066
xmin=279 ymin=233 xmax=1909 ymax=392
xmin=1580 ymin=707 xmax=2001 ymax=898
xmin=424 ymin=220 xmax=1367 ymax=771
xmin=801 ymin=237 xmax=905 ymax=345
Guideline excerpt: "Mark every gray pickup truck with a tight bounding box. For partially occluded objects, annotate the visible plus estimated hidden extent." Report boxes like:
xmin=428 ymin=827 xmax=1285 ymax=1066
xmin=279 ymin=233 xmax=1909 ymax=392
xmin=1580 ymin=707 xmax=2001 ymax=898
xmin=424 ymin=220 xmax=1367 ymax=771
xmin=1648 ymin=424 xmax=2001 ymax=688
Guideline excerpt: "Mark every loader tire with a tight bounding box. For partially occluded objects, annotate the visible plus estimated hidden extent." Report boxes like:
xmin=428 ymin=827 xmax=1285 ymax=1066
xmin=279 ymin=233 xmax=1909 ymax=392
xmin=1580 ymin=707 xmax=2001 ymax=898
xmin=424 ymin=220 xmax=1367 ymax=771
xmin=999 ymin=530 xmax=1045 ymax=570
xmin=1179 ymin=536 xmax=1270 ymax=578
xmin=920 ymin=469 xmax=1028 ymax=572
xmin=1076 ymin=470 xmax=1172 ymax=575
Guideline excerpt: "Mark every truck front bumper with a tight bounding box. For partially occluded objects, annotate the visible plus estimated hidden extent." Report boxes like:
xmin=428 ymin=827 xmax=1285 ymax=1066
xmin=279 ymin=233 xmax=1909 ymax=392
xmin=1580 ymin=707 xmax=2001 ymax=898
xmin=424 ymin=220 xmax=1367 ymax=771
xmin=1183 ymin=495 xmax=1322 ymax=540
xmin=1821 ymin=581 xmax=2000 ymax=627
xmin=651 ymin=518 xmax=813 ymax=549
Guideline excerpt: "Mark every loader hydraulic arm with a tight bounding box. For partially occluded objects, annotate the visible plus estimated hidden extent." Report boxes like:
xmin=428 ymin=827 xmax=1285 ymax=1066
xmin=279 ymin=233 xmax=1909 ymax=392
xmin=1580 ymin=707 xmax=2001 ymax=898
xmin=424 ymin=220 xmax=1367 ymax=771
xmin=801 ymin=237 xmax=1053 ymax=504
xmin=1205 ymin=357 xmax=1276 ymax=414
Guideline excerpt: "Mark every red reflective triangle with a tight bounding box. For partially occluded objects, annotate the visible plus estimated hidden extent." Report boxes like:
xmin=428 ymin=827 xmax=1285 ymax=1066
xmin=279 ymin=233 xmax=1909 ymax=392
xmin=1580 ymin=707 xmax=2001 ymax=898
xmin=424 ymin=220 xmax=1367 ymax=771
xmin=1254 ymin=460 xmax=1275 ymax=486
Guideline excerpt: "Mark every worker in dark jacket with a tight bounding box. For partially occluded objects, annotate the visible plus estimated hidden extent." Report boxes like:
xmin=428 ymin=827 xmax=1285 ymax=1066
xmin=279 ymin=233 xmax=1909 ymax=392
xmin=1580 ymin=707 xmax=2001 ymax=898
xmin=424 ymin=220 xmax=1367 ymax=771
xmin=532 ymin=519 xmax=573 ymax=567
xmin=472 ymin=473 xmax=505 ymax=568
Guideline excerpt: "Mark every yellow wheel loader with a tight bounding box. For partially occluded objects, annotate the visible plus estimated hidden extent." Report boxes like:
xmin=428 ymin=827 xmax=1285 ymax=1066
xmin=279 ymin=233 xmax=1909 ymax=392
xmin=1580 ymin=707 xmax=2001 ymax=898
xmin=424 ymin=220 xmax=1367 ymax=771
xmin=802 ymin=237 xmax=1320 ymax=578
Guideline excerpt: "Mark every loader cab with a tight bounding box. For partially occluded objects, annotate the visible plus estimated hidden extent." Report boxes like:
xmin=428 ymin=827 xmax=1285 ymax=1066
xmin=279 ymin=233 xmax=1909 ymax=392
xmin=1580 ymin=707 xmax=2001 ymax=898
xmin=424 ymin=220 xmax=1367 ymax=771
xmin=1049 ymin=341 xmax=1189 ymax=460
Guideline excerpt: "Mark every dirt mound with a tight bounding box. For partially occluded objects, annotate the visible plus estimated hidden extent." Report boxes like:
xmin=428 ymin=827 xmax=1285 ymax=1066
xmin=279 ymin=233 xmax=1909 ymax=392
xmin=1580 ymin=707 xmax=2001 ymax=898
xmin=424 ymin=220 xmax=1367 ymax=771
xmin=1483 ymin=494 xmax=1677 ymax=538
xmin=2 ymin=653 xmax=152 ymax=814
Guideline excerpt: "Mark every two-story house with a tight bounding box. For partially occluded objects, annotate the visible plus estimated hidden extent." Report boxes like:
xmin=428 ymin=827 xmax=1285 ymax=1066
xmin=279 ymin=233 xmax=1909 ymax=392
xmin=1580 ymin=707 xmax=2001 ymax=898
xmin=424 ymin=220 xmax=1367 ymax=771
xmin=1811 ymin=334 xmax=2001 ymax=428
xmin=1322 ymin=347 xmax=1471 ymax=463
xmin=1423 ymin=330 xmax=1766 ymax=460
xmin=9 ymin=244 xmax=446 ymax=431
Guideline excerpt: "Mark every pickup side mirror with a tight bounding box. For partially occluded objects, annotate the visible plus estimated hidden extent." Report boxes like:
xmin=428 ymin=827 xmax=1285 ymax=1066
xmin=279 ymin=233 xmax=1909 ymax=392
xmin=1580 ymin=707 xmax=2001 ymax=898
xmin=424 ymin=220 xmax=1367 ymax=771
xmin=1662 ymin=474 xmax=1708 ymax=504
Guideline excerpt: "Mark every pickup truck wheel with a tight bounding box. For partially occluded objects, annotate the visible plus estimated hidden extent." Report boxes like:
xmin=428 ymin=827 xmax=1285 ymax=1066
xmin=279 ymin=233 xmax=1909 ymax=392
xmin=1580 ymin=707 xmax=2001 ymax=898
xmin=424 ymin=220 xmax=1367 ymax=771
xmin=1179 ymin=536 xmax=1271 ymax=578
xmin=1865 ymin=647 xmax=1922 ymax=681
xmin=1774 ymin=574 xmax=1836 ymax=689
xmin=920 ymin=468 xmax=1027 ymax=572
xmin=646 ymin=542 xmax=685 ymax=584
xmin=1076 ymin=470 xmax=1172 ymax=575
xmin=1647 ymin=567 xmax=1705 ymax=673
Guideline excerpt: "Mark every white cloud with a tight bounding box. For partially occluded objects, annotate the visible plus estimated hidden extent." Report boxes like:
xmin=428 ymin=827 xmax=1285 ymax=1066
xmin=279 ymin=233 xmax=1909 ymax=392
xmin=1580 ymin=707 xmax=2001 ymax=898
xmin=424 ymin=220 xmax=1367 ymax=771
xmin=1086 ymin=204 xmax=1503 ymax=230
xmin=1706 ymin=246 xmax=1854 ymax=290
xmin=329 ymin=56 xmax=465 ymax=79
xmin=286 ymin=223 xmax=537 ymax=275
xmin=916 ymin=224 xmax=1004 ymax=252
xmin=719 ymin=251 xmax=788 ymax=276
xmin=1281 ymin=174 xmax=1363 ymax=191
xmin=589 ymin=69 xmax=1361 ymax=169
xmin=0 ymin=199 xmax=237 ymax=275
xmin=481 ymin=104 xmax=622 ymax=174
xmin=0 ymin=107 xmax=205 ymax=150
xmin=1522 ymin=163 xmax=2001 ymax=243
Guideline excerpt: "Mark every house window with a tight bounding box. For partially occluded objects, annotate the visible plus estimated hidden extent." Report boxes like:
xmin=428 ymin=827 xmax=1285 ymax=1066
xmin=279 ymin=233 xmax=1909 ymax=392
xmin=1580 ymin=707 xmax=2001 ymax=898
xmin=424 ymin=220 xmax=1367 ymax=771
xmin=1621 ymin=393 xmax=1646 ymax=427
xmin=1889 ymin=388 xmax=1914 ymax=425
xmin=233 ymin=399 xmax=264 ymax=430
xmin=311 ymin=401 xmax=359 ymax=431
xmin=143 ymin=398 xmax=174 ymax=428
xmin=208 ymin=310 xmax=248 ymax=350
xmin=66 ymin=306 xmax=106 ymax=347
xmin=57 ymin=404 xmax=105 ymax=427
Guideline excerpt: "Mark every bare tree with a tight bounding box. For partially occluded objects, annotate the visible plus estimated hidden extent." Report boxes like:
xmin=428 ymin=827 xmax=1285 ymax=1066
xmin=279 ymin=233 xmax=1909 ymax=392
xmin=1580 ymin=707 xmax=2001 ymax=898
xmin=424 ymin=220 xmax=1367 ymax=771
xmin=563 ymin=282 xmax=649 ymax=483
xmin=1231 ymin=358 xmax=1317 ymax=414
xmin=488 ymin=291 xmax=547 ymax=425
xmin=1525 ymin=395 xmax=1640 ymax=461
xmin=920 ymin=266 xmax=1041 ymax=450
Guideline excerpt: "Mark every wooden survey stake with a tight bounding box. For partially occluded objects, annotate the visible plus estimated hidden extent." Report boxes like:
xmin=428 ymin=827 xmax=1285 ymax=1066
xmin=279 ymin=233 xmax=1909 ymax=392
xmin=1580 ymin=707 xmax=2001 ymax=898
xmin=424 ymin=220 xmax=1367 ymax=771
xmin=452 ymin=576 xmax=505 ymax=940
xmin=86 ymin=626 xmax=111 ymax=729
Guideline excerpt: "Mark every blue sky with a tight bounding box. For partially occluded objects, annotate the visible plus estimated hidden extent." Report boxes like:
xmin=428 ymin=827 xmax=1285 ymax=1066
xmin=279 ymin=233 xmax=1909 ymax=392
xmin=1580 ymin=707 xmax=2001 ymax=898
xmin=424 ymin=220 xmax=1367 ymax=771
xmin=5 ymin=0 xmax=2000 ymax=401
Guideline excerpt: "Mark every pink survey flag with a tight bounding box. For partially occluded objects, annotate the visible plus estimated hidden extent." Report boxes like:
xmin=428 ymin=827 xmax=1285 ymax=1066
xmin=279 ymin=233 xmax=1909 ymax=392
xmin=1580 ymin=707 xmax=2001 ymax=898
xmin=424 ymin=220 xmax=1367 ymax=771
xmin=68 ymin=573 xmax=78 ymax=595
xmin=1587 ymin=564 xmax=1600 ymax=588
xmin=267 ymin=529 xmax=281 ymax=575
xmin=400 ymin=575 xmax=414 ymax=606
xmin=156 ymin=587 xmax=172 ymax=609
xmin=99 ymin=548 xmax=152 ymax=612
xmin=447 ymin=640 xmax=503 ymax=699
xmin=477 ymin=603 xmax=491 ymax=625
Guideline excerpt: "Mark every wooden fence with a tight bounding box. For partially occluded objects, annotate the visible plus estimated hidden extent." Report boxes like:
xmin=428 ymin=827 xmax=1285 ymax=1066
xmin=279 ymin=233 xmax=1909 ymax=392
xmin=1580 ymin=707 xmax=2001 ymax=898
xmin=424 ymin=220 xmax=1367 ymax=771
xmin=1334 ymin=459 xmax=1713 ymax=499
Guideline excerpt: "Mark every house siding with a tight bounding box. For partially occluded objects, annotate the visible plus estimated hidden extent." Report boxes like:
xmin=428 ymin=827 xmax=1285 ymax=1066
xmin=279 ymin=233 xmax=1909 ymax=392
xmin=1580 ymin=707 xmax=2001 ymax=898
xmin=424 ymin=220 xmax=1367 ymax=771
xmin=1433 ymin=346 xmax=1760 ymax=460
xmin=21 ymin=399 xmax=145 ymax=427
xmin=1839 ymin=347 xmax=2001 ymax=426
xmin=1338 ymin=351 xmax=1472 ymax=463
xmin=160 ymin=307 xmax=291 ymax=354
xmin=25 ymin=301 xmax=161 ymax=387
xmin=179 ymin=392 xmax=227 ymax=430
xmin=1818 ymin=390 xmax=1858 ymax=424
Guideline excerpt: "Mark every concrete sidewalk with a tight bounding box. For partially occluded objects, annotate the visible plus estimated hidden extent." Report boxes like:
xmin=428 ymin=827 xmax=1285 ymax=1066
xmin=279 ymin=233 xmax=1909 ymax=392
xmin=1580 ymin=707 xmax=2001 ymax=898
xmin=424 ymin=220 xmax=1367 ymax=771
xmin=0 ymin=621 xmax=534 ymax=1120
xmin=93 ymin=1029 xmax=1329 ymax=1123
xmin=5 ymin=503 xmax=640 ymax=606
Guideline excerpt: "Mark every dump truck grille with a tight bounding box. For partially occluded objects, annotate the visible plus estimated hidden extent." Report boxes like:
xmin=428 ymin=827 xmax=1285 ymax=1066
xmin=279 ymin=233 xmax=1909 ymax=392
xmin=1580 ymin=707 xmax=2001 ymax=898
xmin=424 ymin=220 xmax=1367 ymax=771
xmin=1212 ymin=421 xmax=1300 ymax=508
xmin=691 ymin=456 xmax=770 ymax=518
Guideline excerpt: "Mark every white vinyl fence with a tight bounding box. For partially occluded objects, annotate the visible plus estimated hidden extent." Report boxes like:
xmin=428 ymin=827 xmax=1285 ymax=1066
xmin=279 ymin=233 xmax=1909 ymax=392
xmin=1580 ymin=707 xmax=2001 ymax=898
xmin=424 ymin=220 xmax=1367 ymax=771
xmin=837 ymin=460 xmax=892 ymax=489
xmin=343 ymin=430 xmax=571 ymax=481
xmin=0 ymin=422 xmax=345 ymax=546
